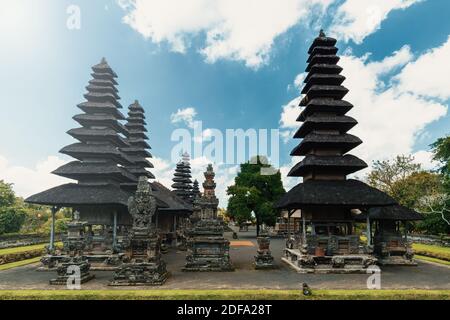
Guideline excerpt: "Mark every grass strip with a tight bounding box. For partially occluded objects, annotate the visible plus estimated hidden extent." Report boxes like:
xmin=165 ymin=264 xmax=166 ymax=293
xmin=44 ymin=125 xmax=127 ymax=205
xmin=0 ymin=289 xmax=449 ymax=300
xmin=415 ymin=255 xmax=450 ymax=266
xmin=412 ymin=243 xmax=450 ymax=261
xmin=0 ymin=257 xmax=41 ymax=271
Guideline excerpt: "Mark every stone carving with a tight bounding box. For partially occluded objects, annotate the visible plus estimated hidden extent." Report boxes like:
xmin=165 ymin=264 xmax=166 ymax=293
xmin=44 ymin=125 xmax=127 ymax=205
xmin=49 ymin=213 xmax=94 ymax=285
xmin=183 ymin=164 xmax=234 ymax=272
xmin=110 ymin=177 xmax=169 ymax=286
xmin=254 ymin=230 xmax=276 ymax=269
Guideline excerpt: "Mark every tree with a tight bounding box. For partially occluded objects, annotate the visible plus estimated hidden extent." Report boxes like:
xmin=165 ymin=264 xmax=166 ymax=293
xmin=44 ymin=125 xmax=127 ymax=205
xmin=431 ymin=135 xmax=450 ymax=190
xmin=0 ymin=180 xmax=15 ymax=207
xmin=0 ymin=181 xmax=26 ymax=234
xmin=367 ymin=155 xmax=421 ymax=195
xmin=367 ymin=153 xmax=449 ymax=234
xmin=227 ymin=156 xmax=285 ymax=236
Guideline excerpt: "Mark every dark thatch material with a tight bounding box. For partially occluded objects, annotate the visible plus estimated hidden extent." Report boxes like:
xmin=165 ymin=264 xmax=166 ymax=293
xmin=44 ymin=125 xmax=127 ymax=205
xmin=307 ymin=46 xmax=338 ymax=61
xmin=77 ymin=102 xmax=126 ymax=120
xmin=297 ymin=98 xmax=353 ymax=121
xmin=306 ymin=55 xmax=340 ymax=72
xmin=25 ymin=183 xmax=170 ymax=209
xmin=25 ymin=183 xmax=132 ymax=207
xmin=72 ymin=114 xmax=128 ymax=136
xmin=294 ymin=115 xmax=357 ymax=138
xmin=60 ymin=143 xmax=134 ymax=166
xmin=301 ymin=74 xmax=345 ymax=94
xmin=288 ymin=155 xmax=367 ymax=177
xmin=304 ymin=65 xmax=343 ymax=84
xmin=67 ymin=128 xmax=129 ymax=147
xmin=308 ymin=35 xmax=337 ymax=54
xmin=356 ymin=205 xmax=424 ymax=221
xmin=53 ymin=161 xmax=137 ymax=183
xmin=290 ymin=133 xmax=362 ymax=156
xmin=275 ymin=179 xmax=396 ymax=209
xmin=300 ymin=85 xmax=349 ymax=103
xmin=151 ymin=182 xmax=192 ymax=213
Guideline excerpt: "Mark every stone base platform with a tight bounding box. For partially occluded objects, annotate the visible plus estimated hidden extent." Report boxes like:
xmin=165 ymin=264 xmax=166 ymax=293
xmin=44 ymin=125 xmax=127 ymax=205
xmin=283 ymin=248 xmax=376 ymax=274
xmin=378 ymin=256 xmax=418 ymax=266
xmin=109 ymin=262 xmax=170 ymax=286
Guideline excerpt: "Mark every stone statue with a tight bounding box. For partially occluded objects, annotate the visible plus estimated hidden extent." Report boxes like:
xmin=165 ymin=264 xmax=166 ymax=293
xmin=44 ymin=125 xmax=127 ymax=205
xmin=128 ymin=177 xmax=156 ymax=229
xmin=110 ymin=176 xmax=169 ymax=286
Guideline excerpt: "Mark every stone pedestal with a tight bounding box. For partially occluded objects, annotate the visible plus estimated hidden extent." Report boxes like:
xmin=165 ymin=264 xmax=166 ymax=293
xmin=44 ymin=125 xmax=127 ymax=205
xmin=49 ymin=214 xmax=95 ymax=284
xmin=183 ymin=219 xmax=234 ymax=272
xmin=254 ymin=235 xmax=275 ymax=269
xmin=49 ymin=256 xmax=95 ymax=285
xmin=110 ymin=227 xmax=170 ymax=286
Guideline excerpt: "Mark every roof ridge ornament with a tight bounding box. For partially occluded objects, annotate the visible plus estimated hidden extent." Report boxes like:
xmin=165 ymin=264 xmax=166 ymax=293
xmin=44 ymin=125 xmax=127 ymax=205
xmin=319 ymin=29 xmax=326 ymax=37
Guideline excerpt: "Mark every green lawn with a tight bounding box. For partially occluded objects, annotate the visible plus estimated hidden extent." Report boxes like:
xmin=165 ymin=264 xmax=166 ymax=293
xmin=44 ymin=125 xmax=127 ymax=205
xmin=415 ymin=255 xmax=450 ymax=266
xmin=0 ymin=242 xmax=62 ymax=256
xmin=0 ymin=289 xmax=448 ymax=300
xmin=0 ymin=257 xmax=41 ymax=271
xmin=413 ymin=243 xmax=450 ymax=261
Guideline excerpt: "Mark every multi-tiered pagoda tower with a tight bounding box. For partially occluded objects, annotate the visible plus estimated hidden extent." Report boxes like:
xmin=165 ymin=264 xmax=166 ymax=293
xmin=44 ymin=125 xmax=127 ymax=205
xmin=171 ymin=152 xmax=193 ymax=202
xmin=276 ymin=31 xmax=397 ymax=273
xmin=191 ymin=179 xmax=201 ymax=200
xmin=121 ymin=100 xmax=154 ymax=191
xmin=54 ymin=58 xmax=137 ymax=188
xmin=183 ymin=164 xmax=234 ymax=272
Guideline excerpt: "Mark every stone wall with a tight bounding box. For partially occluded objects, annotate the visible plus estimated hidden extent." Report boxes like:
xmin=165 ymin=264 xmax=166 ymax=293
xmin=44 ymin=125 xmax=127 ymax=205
xmin=0 ymin=233 xmax=61 ymax=250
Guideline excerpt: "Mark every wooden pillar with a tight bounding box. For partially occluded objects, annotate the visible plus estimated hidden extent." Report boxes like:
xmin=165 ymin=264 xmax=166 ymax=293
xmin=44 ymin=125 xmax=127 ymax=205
xmin=155 ymin=212 xmax=159 ymax=229
xmin=302 ymin=213 xmax=306 ymax=243
xmin=366 ymin=216 xmax=371 ymax=246
xmin=49 ymin=206 xmax=58 ymax=251
xmin=112 ymin=211 xmax=117 ymax=248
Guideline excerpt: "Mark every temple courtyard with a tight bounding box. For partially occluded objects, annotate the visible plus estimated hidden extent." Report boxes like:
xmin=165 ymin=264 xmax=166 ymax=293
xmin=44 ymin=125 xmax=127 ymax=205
xmin=1 ymin=228 xmax=449 ymax=291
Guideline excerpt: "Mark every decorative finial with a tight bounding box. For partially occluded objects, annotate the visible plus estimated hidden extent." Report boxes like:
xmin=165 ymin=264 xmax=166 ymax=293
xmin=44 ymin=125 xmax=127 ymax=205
xmin=101 ymin=57 xmax=107 ymax=64
xmin=319 ymin=29 xmax=326 ymax=37
xmin=134 ymin=99 xmax=139 ymax=105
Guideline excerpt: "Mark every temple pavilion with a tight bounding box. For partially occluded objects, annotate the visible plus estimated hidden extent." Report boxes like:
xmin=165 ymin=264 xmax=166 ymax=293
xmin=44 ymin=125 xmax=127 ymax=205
xmin=26 ymin=58 xmax=191 ymax=269
xmin=275 ymin=31 xmax=422 ymax=272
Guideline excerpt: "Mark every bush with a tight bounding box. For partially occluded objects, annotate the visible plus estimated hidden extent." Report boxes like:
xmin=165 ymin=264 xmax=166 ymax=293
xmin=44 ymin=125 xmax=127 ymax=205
xmin=0 ymin=207 xmax=26 ymax=235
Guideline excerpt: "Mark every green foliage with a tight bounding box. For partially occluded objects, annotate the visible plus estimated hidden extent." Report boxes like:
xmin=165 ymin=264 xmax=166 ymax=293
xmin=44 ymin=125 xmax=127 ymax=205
xmin=431 ymin=135 xmax=450 ymax=188
xmin=227 ymin=156 xmax=285 ymax=232
xmin=367 ymin=155 xmax=421 ymax=195
xmin=0 ymin=207 xmax=26 ymax=234
xmin=0 ymin=180 xmax=15 ymax=207
xmin=366 ymin=154 xmax=449 ymax=234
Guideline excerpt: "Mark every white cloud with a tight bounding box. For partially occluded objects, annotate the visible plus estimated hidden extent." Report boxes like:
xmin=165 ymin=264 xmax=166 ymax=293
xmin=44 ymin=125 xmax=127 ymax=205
xmin=395 ymin=36 xmax=450 ymax=100
xmin=280 ymin=39 xmax=448 ymax=178
xmin=0 ymin=155 xmax=71 ymax=198
xmin=412 ymin=150 xmax=440 ymax=171
xmin=330 ymin=0 xmax=422 ymax=44
xmin=118 ymin=0 xmax=333 ymax=68
xmin=170 ymin=107 xmax=197 ymax=128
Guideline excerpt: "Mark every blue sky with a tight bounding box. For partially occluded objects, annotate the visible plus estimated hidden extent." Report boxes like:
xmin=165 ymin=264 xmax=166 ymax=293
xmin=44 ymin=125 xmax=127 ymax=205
xmin=0 ymin=0 xmax=449 ymax=205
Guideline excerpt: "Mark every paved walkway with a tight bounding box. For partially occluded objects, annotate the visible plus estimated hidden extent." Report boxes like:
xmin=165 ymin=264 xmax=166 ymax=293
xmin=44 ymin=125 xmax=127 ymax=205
xmin=0 ymin=229 xmax=449 ymax=290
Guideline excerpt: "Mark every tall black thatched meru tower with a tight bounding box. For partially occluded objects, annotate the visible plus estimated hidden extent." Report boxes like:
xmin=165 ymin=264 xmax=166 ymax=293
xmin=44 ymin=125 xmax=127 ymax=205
xmin=289 ymin=29 xmax=367 ymax=181
xmin=275 ymin=31 xmax=398 ymax=273
xmin=121 ymin=100 xmax=155 ymax=190
xmin=54 ymin=58 xmax=137 ymax=186
xmin=171 ymin=152 xmax=193 ymax=202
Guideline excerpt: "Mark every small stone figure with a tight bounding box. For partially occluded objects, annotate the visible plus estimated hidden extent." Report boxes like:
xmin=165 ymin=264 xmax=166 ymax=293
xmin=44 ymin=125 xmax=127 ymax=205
xmin=109 ymin=177 xmax=169 ymax=286
xmin=49 ymin=212 xmax=95 ymax=285
xmin=302 ymin=283 xmax=312 ymax=296
xmin=254 ymin=229 xmax=276 ymax=270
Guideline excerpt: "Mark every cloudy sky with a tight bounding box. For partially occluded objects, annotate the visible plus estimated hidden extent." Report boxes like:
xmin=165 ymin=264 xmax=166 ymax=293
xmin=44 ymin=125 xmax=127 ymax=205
xmin=0 ymin=0 xmax=449 ymax=206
